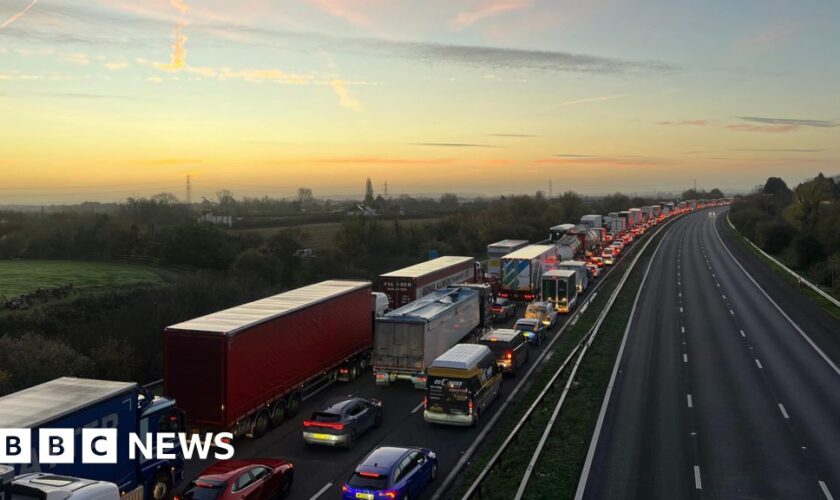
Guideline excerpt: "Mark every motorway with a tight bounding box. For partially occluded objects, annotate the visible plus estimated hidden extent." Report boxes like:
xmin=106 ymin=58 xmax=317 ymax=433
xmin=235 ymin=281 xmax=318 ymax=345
xmin=179 ymin=248 xmax=627 ymax=500
xmin=580 ymin=208 xmax=840 ymax=499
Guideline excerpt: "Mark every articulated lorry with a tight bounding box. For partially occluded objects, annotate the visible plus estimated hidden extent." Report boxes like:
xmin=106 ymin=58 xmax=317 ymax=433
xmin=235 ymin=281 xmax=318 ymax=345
xmin=379 ymin=256 xmax=477 ymax=309
xmin=486 ymin=240 xmax=528 ymax=277
xmin=549 ymin=224 xmax=577 ymax=243
xmin=557 ymin=260 xmax=590 ymax=293
xmin=373 ymin=287 xmax=484 ymax=388
xmin=541 ymin=269 xmax=578 ymax=313
xmin=165 ymin=280 xmax=373 ymax=440
xmin=556 ymin=234 xmax=581 ymax=261
xmin=500 ymin=244 xmax=559 ymax=301
xmin=0 ymin=377 xmax=184 ymax=500
xmin=579 ymin=214 xmax=603 ymax=230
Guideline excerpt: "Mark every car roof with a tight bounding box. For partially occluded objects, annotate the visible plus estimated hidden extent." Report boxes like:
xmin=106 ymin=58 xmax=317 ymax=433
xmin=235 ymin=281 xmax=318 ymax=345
xmin=480 ymin=329 xmax=520 ymax=342
xmin=515 ymin=318 xmax=539 ymax=325
xmin=358 ymin=447 xmax=411 ymax=475
xmin=319 ymin=396 xmax=360 ymax=413
xmin=199 ymin=459 xmax=288 ymax=480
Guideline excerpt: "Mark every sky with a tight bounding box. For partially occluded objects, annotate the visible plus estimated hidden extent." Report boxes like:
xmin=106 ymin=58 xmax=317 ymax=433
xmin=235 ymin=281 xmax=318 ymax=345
xmin=1 ymin=0 xmax=839 ymax=203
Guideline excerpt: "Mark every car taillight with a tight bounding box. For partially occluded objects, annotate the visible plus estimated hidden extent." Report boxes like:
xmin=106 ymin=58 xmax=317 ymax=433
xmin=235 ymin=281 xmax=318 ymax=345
xmin=303 ymin=421 xmax=344 ymax=430
xmin=468 ymin=400 xmax=474 ymax=414
xmin=505 ymin=352 xmax=512 ymax=360
xmin=382 ymin=492 xmax=397 ymax=499
xmin=424 ymin=396 xmax=428 ymax=409
xmin=341 ymin=485 xmax=349 ymax=493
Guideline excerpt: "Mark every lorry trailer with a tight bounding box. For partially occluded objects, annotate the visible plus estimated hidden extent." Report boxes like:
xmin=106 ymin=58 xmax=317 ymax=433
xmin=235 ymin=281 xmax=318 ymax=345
xmin=0 ymin=377 xmax=184 ymax=500
xmin=500 ymin=244 xmax=559 ymax=301
xmin=374 ymin=287 xmax=482 ymax=388
xmin=579 ymin=214 xmax=603 ymax=230
xmin=556 ymin=234 xmax=581 ymax=261
xmin=541 ymin=269 xmax=578 ymax=313
xmin=486 ymin=240 xmax=528 ymax=277
xmin=557 ymin=260 xmax=590 ymax=293
xmin=379 ymin=256 xmax=477 ymax=309
xmin=549 ymin=223 xmax=578 ymax=243
xmin=165 ymin=280 xmax=373 ymax=439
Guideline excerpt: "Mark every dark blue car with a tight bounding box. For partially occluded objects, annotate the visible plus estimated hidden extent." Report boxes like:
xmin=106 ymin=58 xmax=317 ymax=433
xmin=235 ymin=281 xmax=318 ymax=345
xmin=342 ymin=446 xmax=437 ymax=500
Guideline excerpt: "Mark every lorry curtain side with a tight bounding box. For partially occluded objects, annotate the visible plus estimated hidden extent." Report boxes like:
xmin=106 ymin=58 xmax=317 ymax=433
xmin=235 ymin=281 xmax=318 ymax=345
xmin=380 ymin=261 xmax=475 ymax=308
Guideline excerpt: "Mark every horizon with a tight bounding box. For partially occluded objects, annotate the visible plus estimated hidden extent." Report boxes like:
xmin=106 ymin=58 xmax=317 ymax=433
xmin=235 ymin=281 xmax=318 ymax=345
xmin=2 ymin=1 xmax=839 ymax=203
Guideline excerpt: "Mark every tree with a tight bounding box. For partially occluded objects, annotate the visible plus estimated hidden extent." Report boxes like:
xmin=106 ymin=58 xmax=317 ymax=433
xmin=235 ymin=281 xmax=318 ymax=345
xmin=216 ymin=190 xmax=236 ymax=214
xmin=0 ymin=333 xmax=94 ymax=394
xmin=297 ymin=187 xmax=313 ymax=210
xmin=365 ymin=178 xmax=375 ymax=205
xmin=439 ymin=193 xmax=459 ymax=210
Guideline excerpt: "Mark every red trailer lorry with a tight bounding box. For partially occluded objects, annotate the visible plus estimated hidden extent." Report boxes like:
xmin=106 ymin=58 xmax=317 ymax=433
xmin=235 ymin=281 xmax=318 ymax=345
xmin=164 ymin=279 xmax=373 ymax=439
xmin=379 ymin=256 xmax=477 ymax=309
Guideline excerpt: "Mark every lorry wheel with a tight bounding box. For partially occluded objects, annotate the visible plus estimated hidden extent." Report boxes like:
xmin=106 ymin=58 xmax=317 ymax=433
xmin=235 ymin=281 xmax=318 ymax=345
xmin=151 ymin=471 xmax=172 ymax=500
xmin=270 ymin=402 xmax=286 ymax=427
xmin=358 ymin=357 xmax=368 ymax=371
xmin=253 ymin=410 xmax=270 ymax=438
xmin=287 ymin=394 xmax=302 ymax=418
xmin=349 ymin=364 xmax=359 ymax=381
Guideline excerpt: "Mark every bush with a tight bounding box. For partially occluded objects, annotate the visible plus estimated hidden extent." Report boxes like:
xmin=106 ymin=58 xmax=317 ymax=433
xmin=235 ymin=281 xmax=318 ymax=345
xmin=755 ymin=218 xmax=795 ymax=254
xmin=0 ymin=333 xmax=94 ymax=394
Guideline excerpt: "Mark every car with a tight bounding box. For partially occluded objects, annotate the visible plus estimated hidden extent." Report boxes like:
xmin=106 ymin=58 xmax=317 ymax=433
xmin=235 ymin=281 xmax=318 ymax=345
xmin=302 ymin=396 xmax=382 ymax=449
xmin=179 ymin=459 xmax=294 ymax=500
xmin=587 ymin=263 xmax=601 ymax=278
xmin=589 ymin=256 xmax=604 ymax=268
xmin=490 ymin=297 xmax=516 ymax=322
xmin=602 ymin=248 xmax=616 ymax=266
xmin=611 ymin=241 xmax=624 ymax=255
xmin=524 ymin=301 xmax=558 ymax=327
xmin=479 ymin=329 xmax=529 ymax=374
xmin=513 ymin=318 xmax=547 ymax=346
xmin=342 ymin=446 xmax=438 ymax=500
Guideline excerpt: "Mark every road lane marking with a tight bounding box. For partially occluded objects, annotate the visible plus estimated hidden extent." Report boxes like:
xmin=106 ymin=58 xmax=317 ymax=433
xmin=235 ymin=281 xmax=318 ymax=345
xmin=683 ymin=354 xmax=688 ymax=363
xmin=740 ymin=329 xmax=746 ymax=337
xmin=694 ymin=466 xmax=703 ymax=490
xmin=755 ymin=359 xmax=763 ymax=369
xmin=680 ymin=306 xmax=684 ymax=313
xmin=722 ymin=294 xmax=726 ymax=299
xmin=681 ymin=326 xmax=685 ymax=334
xmin=779 ymin=403 xmax=790 ymax=419
xmin=687 ymin=394 xmax=693 ymax=407
xmin=679 ymin=292 xmax=682 ymax=298
xmin=818 ymin=481 xmax=834 ymax=500
xmin=729 ymin=309 xmax=735 ymax=316
xmin=411 ymin=401 xmax=424 ymax=414
xmin=716 ymin=283 xmax=720 ymax=287
xmin=308 ymin=482 xmax=333 ymax=500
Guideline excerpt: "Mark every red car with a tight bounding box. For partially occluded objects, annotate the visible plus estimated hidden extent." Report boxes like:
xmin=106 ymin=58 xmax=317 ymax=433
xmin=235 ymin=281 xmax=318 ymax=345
xmin=179 ymin=459 xmax=294 ymax=500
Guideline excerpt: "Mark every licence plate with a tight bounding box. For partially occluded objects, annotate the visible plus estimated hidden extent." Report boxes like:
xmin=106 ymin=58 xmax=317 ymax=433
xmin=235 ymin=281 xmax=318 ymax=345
xmin=355 ymin=493 xmax=374 ymax=500
xmin=313 ymin=433 xmax=331 ymax=440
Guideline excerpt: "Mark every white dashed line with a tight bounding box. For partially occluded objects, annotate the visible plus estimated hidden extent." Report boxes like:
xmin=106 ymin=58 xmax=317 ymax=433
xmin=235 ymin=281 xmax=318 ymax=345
xmin=722 ymin=294 xmax=726 ymax=300
xmin=411 ymin=401 xmax=424 ymax=414
xmin=740 ymin=329 xmax=746 ymax=338
xmin=716 ymin=283 xmax=720 ymax=288
xmin=687 ymin=394 xmax=693 ymax=408
xmin=680 ymin=307 xmax=684 ymax=313
xmin=308 ymin=482 xmax=333 ymax=500
xmin=729 ymin=309 xmax=735 ymax=316
xmin=679 ymin=292 xmax=682 ymax=298
xmin=694 ymin=466 xmax=703 ymax=490
xmin=818 ymin=480 xmax=834 ymax=500
xmin=755 ymin=359 xmax=763 ymax=369
xmin=681 ymin=326 xmax=685 ymax=334
xmin=779 ymin=403 xmax=790 ymax=419
xmin=683 ymin=354 xmax=688 ymax=363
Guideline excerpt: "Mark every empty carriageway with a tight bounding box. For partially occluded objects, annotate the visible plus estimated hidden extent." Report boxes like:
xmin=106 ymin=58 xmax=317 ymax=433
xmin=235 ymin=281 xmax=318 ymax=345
xmin=578 ymin=208 xmax=840 ymax=500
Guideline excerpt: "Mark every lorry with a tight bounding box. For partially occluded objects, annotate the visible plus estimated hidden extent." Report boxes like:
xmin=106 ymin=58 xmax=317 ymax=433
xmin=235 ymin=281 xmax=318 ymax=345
xmin=164 ymin=280 xmax=373 ymax=440
xmin=373 ymin=287 xmax=483 ymax=388
xmin=0 ymin=377 xmax=184 ymax=500
xmin=556 ymin=234 xmax=581 ymax=261
xmin=629 ymin=208 xmax=642 ymax=226
xmin=486 ymin=240 xmax=528 ymax=277
xmin=619 ymin=211 xmax=632 ymax=229
xmin=379 ymin=256 xmax=477 ymax=309
xmin=651 ymin=205 xmax=662 ymax=218
xmin=541 ymin=269 xmax=578 ymax=313
xmin=500 ymin=244 xmax=559 ymax=301
xmin=660 ymin=202 xmax=672 ymax=215
xmin=579 ymin=214 xmax=603 ymax=230
xmin=1 ymin=469 xmax=120 ymax=500
xmin=640 ymin=206 xmax=653 ymax=221
xmin=557 ymin=260 xmax=590 ymax=293
xmin=549 ymin=223 xmax=577 ymax=243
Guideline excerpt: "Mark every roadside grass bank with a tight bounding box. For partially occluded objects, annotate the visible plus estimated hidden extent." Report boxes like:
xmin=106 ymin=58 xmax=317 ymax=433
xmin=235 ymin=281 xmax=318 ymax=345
xmin=0 ymin=259 xmax=163 ymax=298
xmin=453 ymin=226 xmax=669 ymax=499
xmin=724 ymin=215 xmax=840 ymax=320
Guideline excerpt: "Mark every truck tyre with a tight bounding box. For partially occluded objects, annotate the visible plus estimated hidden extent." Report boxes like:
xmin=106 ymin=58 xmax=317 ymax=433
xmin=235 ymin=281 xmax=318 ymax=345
xmin=270 ymin=402 xmax=286 ymax=427
xmin=287 ymin=393 xmax=302 ymax=418
xmin=253 ymin=410 xmax=270 ymax=438
xmin=151 ymin=470 xmax=172 ymax=500
xmin=358 ymin=357 xmax=368 ymax=371
xmin=349 ymin=363 xmax=359 ymax=381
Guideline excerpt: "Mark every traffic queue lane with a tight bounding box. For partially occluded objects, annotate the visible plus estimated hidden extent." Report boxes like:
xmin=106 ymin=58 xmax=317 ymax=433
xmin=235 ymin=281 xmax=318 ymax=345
xmin=178 ymin=247 xmax=629 ymax=500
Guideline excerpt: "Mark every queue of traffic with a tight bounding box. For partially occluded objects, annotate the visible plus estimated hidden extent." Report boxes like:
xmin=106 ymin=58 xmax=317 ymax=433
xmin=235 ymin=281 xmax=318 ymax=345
xmin=0 ymin=198 xmax=730 ymax=500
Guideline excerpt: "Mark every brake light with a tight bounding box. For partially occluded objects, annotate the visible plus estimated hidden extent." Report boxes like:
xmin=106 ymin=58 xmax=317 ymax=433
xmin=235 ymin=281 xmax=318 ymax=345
xmin=468 ymin=400 xmax=474 ymax=415
xmin=339 ymin=368 xmax=349 ymax=374
xmin=303 ymin=420 xmax=345 ymax=430
xmin=359 ymin=472 xmax=381 ymax=478
xmin=341 ymin=485 xmax=349 ymax=493
xmin=505 ymin=352 xmax=512 ymax=360
xmin=424 ymin=396 xmax=428 ymax=409
xmin=382 ymin=492 xmax=397 ymax=499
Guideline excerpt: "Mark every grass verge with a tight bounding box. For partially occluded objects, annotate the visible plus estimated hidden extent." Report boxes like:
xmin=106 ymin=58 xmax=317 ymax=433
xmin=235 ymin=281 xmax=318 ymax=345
xmin=724 ymin=217 xmax=840 ymax=321
xmin=0 ymin=259 xmax=163 ymax=298
xmin=454 ymin=227 xmax=668 ymax=499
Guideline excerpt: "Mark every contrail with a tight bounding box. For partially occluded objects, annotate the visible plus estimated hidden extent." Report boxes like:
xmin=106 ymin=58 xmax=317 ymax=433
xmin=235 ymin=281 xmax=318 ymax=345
xmin=0 ymin=0 xmax=38 ymax=30
xmin=169 ymin=0 xmax=188 ymax=15
xmin=156 ymin=1 xmax=189 ymax=71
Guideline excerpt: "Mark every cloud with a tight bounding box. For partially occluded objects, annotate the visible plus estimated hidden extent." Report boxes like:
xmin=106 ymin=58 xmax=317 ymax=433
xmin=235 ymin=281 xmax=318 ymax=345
xmin=555 ymin=94 xmax=630 ymax=107
xmin=133 ymin=158 xmax=202 ymax=165
xmin=155 ymin=21 xmax=188 ymax=72
xmin=330 ymin=79 xmax=363 ymax=111
xmin=657 ymin=120 xmax=708 ymax=126
xmin=736 ymin=116 xmax=838 ymax=128
xmin=729 ymin=148 xmax=826 ymax=153
xmin=487 ymin=133 xmax=536 ymax=138
xmin=0 ymin=0 xmax=38 ymax=30
xmin=299 ymin=157 xmax=453 ymax=165
xmin=169 ymin=0 xmax=189 ymax=15
xmin=725 ymin=124 xmax=798 ymax=133
xmin=64 ymin=52 xmax=90 ymax=65
xmin=734 ymin=22 xmax=802 ymax=53
xmin=104 ymin=62 xmax=129 ymax=70
xmin=411 ymin=143 xmax=499 ymax=148
xmin=308 ymin=0 xmax=369 ymax=26
xmin=450 ymin=0 xmax=532 ymax=30
xmin=147 ymin=76 xmax=163 ymax=83
xmin=537 ymin=155 xmax=664 ymax=166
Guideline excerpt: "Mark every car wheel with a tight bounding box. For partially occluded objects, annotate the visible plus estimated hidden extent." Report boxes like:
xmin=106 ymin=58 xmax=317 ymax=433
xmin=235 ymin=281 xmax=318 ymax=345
xmin=280 ymin=474 xmax=293 ymax=498
xmin=150 ymin=471 xmax=172 ymax=500
xmin=345 ymin=431 xmax=357 ymax=450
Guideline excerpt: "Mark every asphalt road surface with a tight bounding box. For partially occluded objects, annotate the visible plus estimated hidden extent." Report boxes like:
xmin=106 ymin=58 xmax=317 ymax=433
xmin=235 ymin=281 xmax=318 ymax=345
xmin=178 ymin=244 xmax=634 ymax=500
xmin=581 ymin=208 xmax=840 ymax=499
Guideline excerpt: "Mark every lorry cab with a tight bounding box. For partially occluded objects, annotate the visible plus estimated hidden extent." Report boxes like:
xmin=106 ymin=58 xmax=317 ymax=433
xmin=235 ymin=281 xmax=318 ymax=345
xmin=6 ymin=472 xmax=120 ymax=500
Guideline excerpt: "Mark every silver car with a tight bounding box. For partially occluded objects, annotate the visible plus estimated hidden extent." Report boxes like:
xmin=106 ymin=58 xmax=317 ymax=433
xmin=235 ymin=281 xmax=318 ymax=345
xmin=302 ymin=396 xmax=382 ymax=449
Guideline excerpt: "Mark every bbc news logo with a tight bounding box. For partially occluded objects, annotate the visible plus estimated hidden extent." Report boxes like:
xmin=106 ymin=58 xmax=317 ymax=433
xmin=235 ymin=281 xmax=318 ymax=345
xmin=0 ymin=429 xmax=234 ymax=464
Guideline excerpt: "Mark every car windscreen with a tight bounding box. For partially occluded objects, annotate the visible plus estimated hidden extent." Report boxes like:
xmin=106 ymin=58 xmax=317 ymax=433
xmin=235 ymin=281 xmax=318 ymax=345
xmin=182 ymin=480 xmax=226 ymax=500
xmin=311 ymin=412 xmax=342 ymax=422
xmin=515 ymin=322 xmax=536 ymax=332
xmin=347 ymin=473 xmax=388 ymax=490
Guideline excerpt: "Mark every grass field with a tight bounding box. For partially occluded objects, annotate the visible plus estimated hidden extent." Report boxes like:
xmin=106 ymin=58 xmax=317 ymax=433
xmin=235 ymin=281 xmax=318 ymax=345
xmin=0 ymin=260 xmax=164 ymax=298
xmin=235 ymin=217 xmax=441 ymax=250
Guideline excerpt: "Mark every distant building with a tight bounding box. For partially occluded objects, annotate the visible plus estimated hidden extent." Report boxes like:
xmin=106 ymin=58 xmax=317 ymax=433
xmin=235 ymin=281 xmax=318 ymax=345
xmin=346 ymin=204 xmax=379 ymax=217
xmin=198 ymin=211 xmax=233 ymax=227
